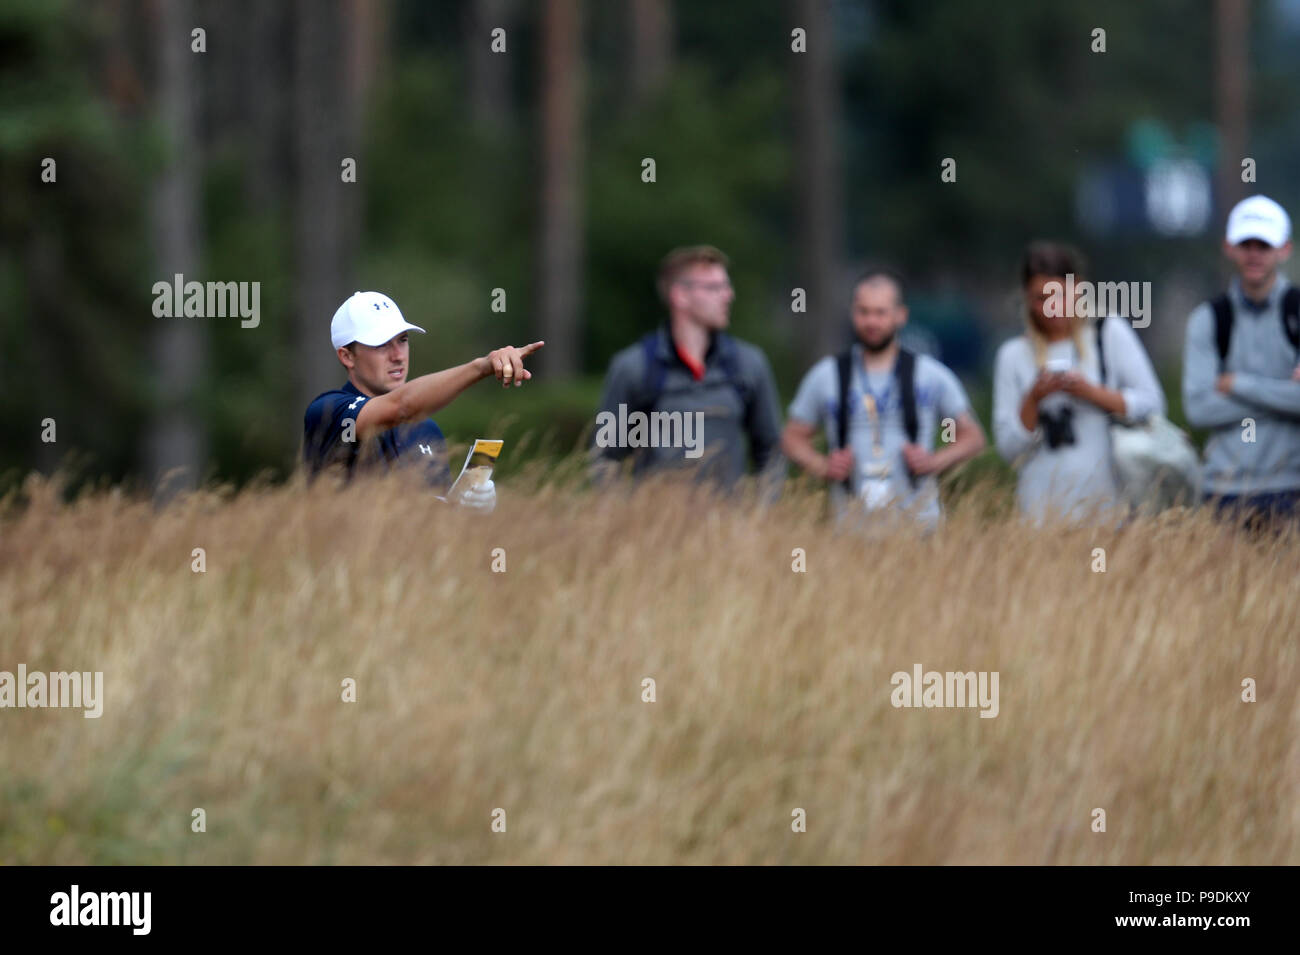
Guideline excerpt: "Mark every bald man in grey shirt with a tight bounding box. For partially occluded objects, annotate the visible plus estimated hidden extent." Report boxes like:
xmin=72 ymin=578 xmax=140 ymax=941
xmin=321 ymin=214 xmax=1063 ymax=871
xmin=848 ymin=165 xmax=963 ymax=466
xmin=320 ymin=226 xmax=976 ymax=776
xmin=783 ymin=271 xmax=985 ymax=531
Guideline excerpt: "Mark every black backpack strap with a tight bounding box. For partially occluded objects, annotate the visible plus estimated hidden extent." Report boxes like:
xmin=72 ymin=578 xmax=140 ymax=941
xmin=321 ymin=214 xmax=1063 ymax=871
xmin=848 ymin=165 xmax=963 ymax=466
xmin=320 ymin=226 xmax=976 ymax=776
xmin=835 ymin=350 xmax=853 ymax=451
xmin=637 ymin=330 xmax=667 ymax=414
xmin=713 ymin=332 xmax=754 ymax=411
xmin=1208 ymin=290 xmax=1298 ymax=369
xmin=1282 ymin=286 xmax=1300 ymax=355
xmin=1094 ymin=317 xmax=1107 ymax=387
xmin=896 ymin=348 xmax=919 ymax=488
xmin=896 ymin=348 xmax=918 ymax=444
xmin=713 ymin=333 xmax=761 ymax=449
xmin=646 ymin=330 xmax=757 ymax=415
xmin=1210 ymin=294 xmax=1233 ymax=371
xmin=835 ymin=349 xmax=853 ymax=493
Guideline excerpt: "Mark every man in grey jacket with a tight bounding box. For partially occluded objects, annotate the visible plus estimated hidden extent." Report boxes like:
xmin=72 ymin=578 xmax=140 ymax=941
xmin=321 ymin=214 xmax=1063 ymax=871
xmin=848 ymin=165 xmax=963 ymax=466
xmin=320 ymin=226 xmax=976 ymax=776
xmin=1183 ymin=195 xmax=1300 ymax=526
xmin=591 ymin=245 xmax=784 ymax=491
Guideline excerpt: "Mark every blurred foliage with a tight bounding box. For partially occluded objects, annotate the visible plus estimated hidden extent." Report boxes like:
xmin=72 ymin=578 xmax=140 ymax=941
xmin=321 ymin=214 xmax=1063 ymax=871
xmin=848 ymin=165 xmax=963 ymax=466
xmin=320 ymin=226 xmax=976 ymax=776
xmin=0 ymin=0 xmax=154 ymax=492
xmin=3 ymin=0 xmax=1298 ymax=495
xmin=584 ymin=64 xmax=790 ymax=374
xmin=434 ymin=375 xmax=605 ymax=481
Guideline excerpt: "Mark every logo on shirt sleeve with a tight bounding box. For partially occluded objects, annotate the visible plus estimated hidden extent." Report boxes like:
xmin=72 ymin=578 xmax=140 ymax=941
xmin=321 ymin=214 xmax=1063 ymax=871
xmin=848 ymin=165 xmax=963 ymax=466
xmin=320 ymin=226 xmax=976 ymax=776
xmin=347 ymin=396 xmax=365 ymax=411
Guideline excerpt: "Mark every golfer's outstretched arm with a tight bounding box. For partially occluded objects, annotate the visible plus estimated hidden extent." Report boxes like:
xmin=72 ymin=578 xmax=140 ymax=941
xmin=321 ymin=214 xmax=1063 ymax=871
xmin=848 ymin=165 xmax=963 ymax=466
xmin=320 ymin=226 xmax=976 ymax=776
xmin=355 ymin=342 xmax=543 ymax=440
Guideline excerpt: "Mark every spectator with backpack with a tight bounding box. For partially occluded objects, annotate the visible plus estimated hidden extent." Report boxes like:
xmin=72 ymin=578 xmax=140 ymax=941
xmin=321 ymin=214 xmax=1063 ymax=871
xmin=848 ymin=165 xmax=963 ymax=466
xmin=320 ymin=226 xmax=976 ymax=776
xmin=781 ymin=269 xmax=985 ymax=531
xmin=993 ymin=242 xmax=1166 ymax=526
xmin=591 ymin=245 xmax=785 ymax=491
xmin=1183 ymin=195 xmax=1300 ymax=528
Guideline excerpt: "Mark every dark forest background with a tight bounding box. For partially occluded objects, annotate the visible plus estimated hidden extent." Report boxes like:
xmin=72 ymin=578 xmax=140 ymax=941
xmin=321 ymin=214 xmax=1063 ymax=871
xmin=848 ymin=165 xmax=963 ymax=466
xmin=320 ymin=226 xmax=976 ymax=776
xmin=4 ymin=0 xmax=1298 ymax=493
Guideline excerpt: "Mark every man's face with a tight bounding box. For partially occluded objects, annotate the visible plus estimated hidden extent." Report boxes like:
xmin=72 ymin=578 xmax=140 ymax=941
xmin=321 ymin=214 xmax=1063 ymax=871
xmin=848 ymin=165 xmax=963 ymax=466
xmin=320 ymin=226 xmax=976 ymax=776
xmin=851 ymin=279 xmax=907 ymax=352
xmin=339 ymin=332 xmax=410 ymax=396
xmin=1224 ymin=238 xmax=1291 ymax=288
xmin=671 ymin=263 xmax=734 ymax=330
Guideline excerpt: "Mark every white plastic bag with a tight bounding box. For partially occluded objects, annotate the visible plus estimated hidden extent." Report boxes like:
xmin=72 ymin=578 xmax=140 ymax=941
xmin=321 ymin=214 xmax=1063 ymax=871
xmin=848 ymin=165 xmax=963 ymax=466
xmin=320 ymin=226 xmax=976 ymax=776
xmin=1109 ymin=414 xmax=1201 ymax=513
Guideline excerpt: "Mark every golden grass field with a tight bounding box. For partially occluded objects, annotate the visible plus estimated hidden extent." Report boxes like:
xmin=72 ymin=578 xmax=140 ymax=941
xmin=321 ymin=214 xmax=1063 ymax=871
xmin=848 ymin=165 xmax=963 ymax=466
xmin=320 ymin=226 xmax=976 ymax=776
xmin=1 ymin=465 xmax=1297 ymax=864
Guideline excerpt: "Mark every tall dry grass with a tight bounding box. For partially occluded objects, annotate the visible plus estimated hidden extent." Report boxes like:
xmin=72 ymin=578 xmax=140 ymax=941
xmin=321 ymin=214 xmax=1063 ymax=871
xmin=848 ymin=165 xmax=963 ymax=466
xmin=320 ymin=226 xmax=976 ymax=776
xmin=1 ymin=465 xmax=1297 ymax=864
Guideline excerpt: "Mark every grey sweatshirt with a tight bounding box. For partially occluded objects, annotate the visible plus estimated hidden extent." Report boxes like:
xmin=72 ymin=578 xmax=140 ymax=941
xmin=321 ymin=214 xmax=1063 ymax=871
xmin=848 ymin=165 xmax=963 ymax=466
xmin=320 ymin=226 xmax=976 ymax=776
xmin=994 ymin=316 xmax=1165 ymax=524
xmin=787 ymin=344 xmax=973 ymax=531
xmin=1182 ymin=276 xmax=1300 ymax=496
xmin=592 ymin=324 xmax=785 ymax=492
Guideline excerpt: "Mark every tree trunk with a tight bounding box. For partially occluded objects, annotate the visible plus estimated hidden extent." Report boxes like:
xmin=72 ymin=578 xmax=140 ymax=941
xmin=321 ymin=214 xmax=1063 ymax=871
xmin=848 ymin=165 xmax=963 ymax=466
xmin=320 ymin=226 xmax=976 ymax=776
xmin=243 ymin=0 xmax=284 ymax=207
xmin=466 ymin=0 xmax=513 ymax=132
xmin=1214 ymin=0 xmax=1250 ymax=212
xmin=537 ymin=0 xmax=584 ymax=379
xmin=293 ymin=0 xmax=366 ymax=419
xmin=792 ymin=0 xmax=845 ymax=363
xmin=628 ymin=0 xmax=671 ymax=106
xmin=146 ymin=0 xmax=206 ymax=498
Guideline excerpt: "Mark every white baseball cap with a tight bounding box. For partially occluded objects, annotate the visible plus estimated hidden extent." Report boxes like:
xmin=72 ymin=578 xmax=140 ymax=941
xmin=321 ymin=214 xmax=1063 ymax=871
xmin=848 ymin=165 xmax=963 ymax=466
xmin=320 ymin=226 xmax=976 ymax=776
xmin=330 ymin=291 xmax=426 ymax=350
xmin=1225 ymin=195 xmax=1292 ymax=248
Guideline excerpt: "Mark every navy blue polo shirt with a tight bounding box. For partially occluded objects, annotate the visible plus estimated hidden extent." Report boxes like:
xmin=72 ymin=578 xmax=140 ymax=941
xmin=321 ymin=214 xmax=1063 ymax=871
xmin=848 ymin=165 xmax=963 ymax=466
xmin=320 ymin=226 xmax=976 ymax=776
xmin=302 ymin=379 xmax=451 ymax=488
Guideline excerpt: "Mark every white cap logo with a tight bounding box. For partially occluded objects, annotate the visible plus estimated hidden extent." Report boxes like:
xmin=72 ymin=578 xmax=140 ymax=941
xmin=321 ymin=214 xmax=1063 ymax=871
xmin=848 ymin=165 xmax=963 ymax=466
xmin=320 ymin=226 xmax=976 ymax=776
xmin=330 ymin=291 xmax=427 ymax=350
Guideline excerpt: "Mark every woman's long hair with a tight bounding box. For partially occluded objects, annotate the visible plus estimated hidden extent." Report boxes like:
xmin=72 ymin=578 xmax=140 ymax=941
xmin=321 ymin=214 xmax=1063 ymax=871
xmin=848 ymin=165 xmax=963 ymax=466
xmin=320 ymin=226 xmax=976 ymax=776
xmin=1021 ymin=240 xmax=1093 ymax=369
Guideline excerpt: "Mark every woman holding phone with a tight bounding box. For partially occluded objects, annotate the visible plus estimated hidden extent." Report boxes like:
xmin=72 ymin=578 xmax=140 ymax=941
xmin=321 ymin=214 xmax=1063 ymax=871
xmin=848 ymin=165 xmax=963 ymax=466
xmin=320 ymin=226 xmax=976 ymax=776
xmin=992 ymin=241 xmax=1166 ymax=524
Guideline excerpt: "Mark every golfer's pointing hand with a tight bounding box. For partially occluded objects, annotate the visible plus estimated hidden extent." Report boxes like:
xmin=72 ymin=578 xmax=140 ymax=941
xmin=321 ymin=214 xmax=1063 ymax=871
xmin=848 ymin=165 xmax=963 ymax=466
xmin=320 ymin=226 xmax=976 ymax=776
xmin=487 ymin=341 xmax=545 ymax=388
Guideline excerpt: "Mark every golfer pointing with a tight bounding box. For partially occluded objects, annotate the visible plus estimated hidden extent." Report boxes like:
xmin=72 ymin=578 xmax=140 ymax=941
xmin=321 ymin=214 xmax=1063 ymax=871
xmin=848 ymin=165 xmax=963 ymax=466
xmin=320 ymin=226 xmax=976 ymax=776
xmin=302 ymin=290 xmax=543 ymax=511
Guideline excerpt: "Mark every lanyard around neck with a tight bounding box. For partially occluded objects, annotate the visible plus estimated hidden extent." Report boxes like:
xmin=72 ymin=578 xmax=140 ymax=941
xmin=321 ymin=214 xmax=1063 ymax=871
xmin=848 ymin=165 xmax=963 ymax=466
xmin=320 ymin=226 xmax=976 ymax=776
xmin=854 ymin=357 xmax=894 ymax=457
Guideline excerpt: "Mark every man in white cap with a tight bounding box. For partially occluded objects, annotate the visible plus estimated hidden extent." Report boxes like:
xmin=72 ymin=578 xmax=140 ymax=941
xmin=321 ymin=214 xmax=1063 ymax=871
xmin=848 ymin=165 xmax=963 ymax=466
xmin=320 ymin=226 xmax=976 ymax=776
xmin=1182 ymin=195 xmax=1300 ymax=528
xmin=302 ymin=290 xmax=543 ymax=511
